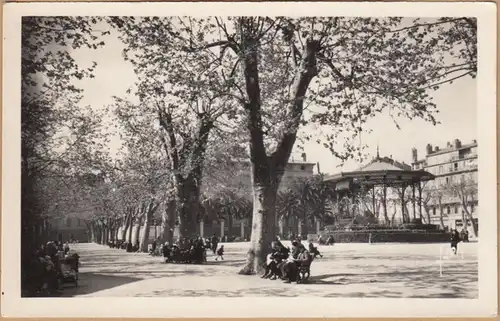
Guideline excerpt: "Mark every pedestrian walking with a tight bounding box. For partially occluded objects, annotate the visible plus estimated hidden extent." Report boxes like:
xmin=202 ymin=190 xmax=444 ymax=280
xmin=215 ymin=245 xmax=224 ymax=261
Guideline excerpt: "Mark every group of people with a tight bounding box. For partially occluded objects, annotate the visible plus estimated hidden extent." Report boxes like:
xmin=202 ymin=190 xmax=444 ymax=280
xmin=22 ymin=241 xmax=79 ymax=296
xmin=160 ymin=234 xmax=225 ymax=264
xmin=450 ymin=228 xmax=470 ymax=254
xmin=261 ymin=237 xmax=322 ymax=284
xmin=108 ymin=239 xmax=140 ymax=252
xmin=108 ymin=234 xmax=226 ymax=263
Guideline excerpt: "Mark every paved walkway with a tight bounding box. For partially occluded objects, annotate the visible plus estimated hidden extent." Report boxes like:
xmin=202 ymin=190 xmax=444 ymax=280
xmin=61 ymin=241 xmax=478 ymax=298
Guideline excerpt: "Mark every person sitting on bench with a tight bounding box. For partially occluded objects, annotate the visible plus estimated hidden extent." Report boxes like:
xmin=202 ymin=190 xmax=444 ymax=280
xmin=163 ymin=242 xmax=172 ymax=262
xmin=281 ymin=244 xmax=313 ymax=283
xmin=262 ymin=241 xmax=289 ymax=279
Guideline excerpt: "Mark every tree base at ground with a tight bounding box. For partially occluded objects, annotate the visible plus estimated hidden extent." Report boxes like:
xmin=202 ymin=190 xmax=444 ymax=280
xmin=238 ymin=265 xmax=256 ymax=275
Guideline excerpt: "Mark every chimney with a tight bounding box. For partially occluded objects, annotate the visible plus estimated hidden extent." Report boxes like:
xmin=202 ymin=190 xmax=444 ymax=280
xmin=435 ymin=146 xmax=440 ymax=152
xmin=472 ymin=139 xmax=477 ymax=144
xmin=454 ymin=139 xmax=462 ymax=149
xmin=411 ymin=148 xmax=418 ymax=163
xmin=426 ymin=144 xmax=433 ymax=155
xmin=301 ymin=153 xmax=307 ymax=162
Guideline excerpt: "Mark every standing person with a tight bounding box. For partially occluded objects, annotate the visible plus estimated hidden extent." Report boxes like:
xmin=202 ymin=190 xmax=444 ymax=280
xmin=450 ymin=229 xmax=461 ymax=254
xmin=63 ymin=242 xmax=70 ymax=255
xmin=210 ymin=234 xmax=219 ymax=255
xmin=215 ymin=245 xmax=224 ymax=261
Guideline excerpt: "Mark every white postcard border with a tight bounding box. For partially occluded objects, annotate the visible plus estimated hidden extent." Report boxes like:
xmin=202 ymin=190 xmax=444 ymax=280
xmin=1 ymin=2 xmax=497 ymax=318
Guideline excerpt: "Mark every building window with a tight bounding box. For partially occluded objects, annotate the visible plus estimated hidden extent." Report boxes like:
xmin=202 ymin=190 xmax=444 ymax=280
xmin=454 ymin=162 xmax=458 ymax=171
xmin=439 ymin=166 xmax=443 ymax=174
xmin=432 ymin=207 xmax=436 ymax=216
xmin=445 ymin=177 xmax=449 ymax=184
xmin=471 ymin=203 xmax=475 ymax=212
xmin=454 ymin=205 xmax=458 ymax=213
xmin=446 ymin=206 xmax=451 ymax=214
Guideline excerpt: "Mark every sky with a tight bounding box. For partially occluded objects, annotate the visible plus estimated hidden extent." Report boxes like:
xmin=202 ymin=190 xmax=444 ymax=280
xmin=71 ymin=26 xmax=477 ymax=176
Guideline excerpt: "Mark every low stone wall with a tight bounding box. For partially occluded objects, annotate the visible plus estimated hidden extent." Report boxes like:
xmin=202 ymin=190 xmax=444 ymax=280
xmin=308 ymin=230 xmax=450 ymax=243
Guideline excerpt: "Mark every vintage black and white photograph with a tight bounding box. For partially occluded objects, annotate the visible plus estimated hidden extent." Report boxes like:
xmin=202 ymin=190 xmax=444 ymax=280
xmin=2 ymin=1 xmax=497 ymax=318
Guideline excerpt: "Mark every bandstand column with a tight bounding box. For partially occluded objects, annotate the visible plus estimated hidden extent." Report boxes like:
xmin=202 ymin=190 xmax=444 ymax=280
xmin=401 ymin=184 xmax=407 ymax=223
xmin=351 ymin=191 xmax=356 ymax=217
xmin=412 ymin=183 xmax=416 ymax=220
xmin=372 ymin=185 xmax=376 ymax=215
xmin=382 ymin=184 xmax=388 ymax=223
xmin=418 ymin=182 xmax=423 ymax=219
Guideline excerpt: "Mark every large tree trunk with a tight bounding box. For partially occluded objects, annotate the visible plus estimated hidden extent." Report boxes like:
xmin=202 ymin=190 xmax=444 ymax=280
xmin=227 ymin=212 xmax=234 ymax=238
xmin=462 ymin=200 xmax=478 ymax=238
xmin=140 ymin=215 xmax=151 ymax=252
xmin=101 ymin=227 xmax=107 ymax=245
xmin=98 ymin=226 xmax=103 ymax=244
xmin=467 ymin=212 xmax=478 ymax=238
xmin=121 ymin=212 xmax=132 ymax=241
xmin=239 ymin=182 xmax=279 ymax=275
xmin=127 ymin=216 xmax=134 ymax=244
xmin=300 ymin=206 xmax=309 ymax=238
xmin=176 ymin=176 xmax=202 ymax=243
xmin=438 ymin=198 xmax=445 ymax=229
xmin=91 ymin=223 xmax=98 ymax=243
xmin=140 ymin=201 xmax=159 ymax=252
xmin=278 ymin=216 xmax=285 ymax=236
xmin=423 ymin=203 xmax=431 ymax=224
xmin=158 ymin=107 xmax=213 ymax=246
xmin=132 ymin=216 xmax=142 ymax=244
xmin=160 ymin=200 xmax=176 ymax=244
xmin=237 ymin=20 xmax=318 ymax=275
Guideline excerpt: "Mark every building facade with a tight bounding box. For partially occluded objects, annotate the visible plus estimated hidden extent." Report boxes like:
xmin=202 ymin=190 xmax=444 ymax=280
xmin=411 ymin=139 xmax=478 ymax=237
xmin=48 ymin=216 xmax=88 ymax=243
xmin=206 ymin=153 xmax=317 ymax=239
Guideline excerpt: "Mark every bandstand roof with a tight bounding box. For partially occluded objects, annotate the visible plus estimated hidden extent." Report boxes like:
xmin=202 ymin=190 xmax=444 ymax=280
xmin=324 ymin=155 xmax=435 ymax=190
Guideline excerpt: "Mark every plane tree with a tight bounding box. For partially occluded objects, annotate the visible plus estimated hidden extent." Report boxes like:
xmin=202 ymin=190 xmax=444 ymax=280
xmin=108 ymin=16 xmax=476 ymax=274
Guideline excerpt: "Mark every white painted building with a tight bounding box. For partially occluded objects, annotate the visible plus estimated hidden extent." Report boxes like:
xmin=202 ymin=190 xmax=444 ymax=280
xmin=411 ymin=139 xmax=478 ymax=237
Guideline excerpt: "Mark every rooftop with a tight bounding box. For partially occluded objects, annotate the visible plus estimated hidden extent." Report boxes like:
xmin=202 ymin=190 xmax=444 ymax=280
xmin=357 ymin=155 xmax=412 ymax=172
xmin=324 ymin=152 xmax=434 ymax=187
xmin=426 ymin=142 xmax=477 ymax=157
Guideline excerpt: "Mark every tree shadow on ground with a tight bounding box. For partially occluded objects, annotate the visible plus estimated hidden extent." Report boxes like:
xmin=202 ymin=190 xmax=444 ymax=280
xmin=94 ymin=269 xmax=200 ymax=276
xmin=306 ymin=273 xmax=358 ymax=285
xmin=304 ymin=264 xmax=477 ymax=298
xmin=58 ymin=272 xmax=142 ymax=297
xmin=203 ymin=259 xmax=246 ymax=267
